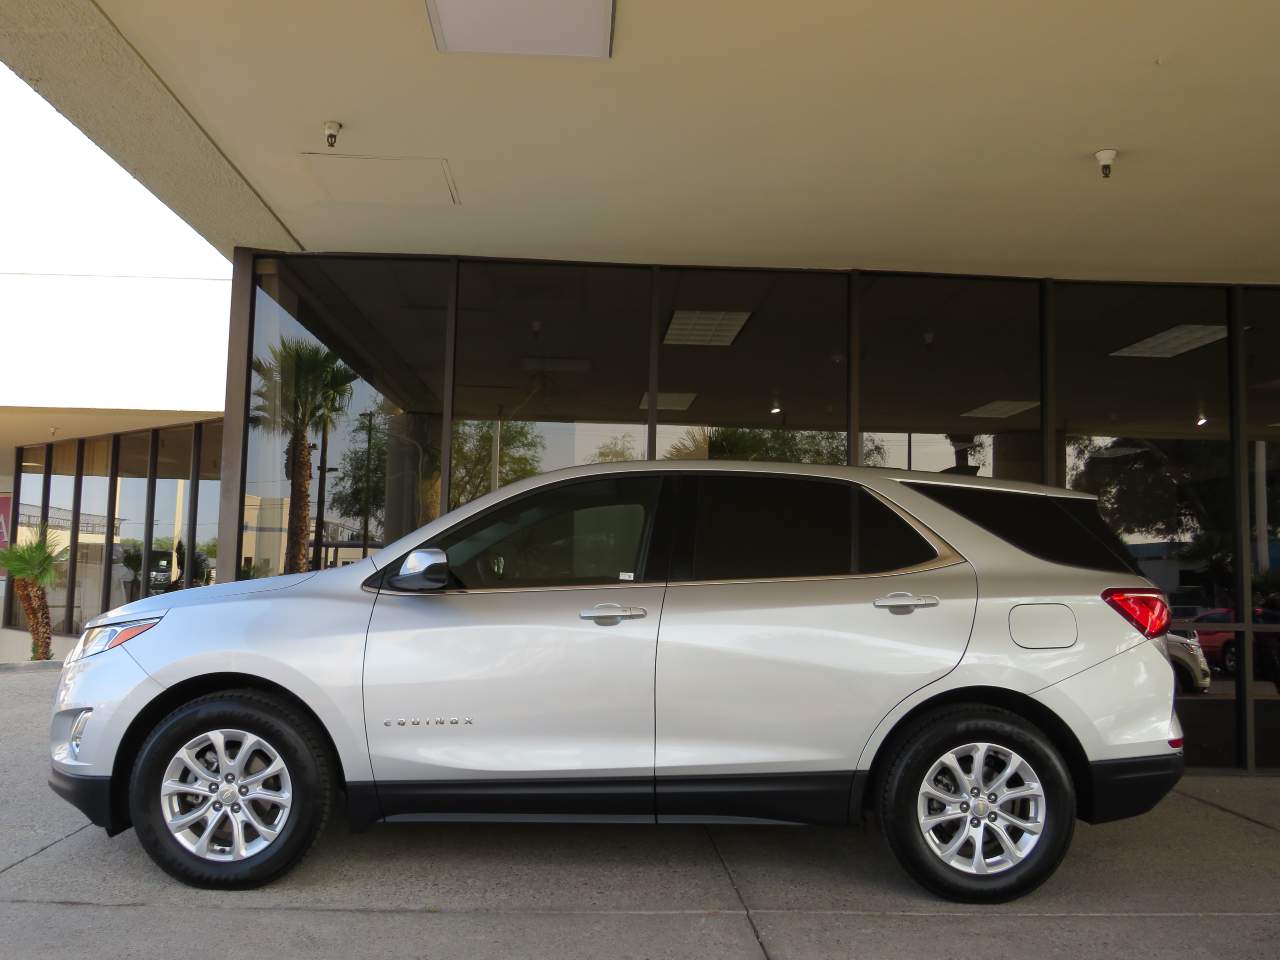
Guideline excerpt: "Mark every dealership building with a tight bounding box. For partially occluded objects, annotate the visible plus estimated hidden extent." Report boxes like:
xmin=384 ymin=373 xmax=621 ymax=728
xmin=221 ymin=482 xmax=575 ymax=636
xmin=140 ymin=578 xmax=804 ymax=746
xmin=2 ymin=2 xmax=1277 ymax=770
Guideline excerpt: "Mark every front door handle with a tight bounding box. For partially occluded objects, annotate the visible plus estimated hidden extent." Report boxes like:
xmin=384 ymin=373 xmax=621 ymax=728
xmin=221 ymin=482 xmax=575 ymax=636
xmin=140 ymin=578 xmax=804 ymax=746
xmin=873 ymin=592 xmax=940 ymax=611
xmin=579 ymin=603 xmax=647 ymax=624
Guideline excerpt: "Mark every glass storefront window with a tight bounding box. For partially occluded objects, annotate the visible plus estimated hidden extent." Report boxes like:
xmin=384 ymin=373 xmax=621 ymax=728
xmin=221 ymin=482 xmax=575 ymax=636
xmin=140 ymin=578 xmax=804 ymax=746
xmin=72 ymin=438 xmax=111 ymax=632
xmin=45 ymin=441 xmax=76 ymax=629
xmin=656 ymin=269 xmax=847 ymax=464
xmin=1245 ymin=287 xmax=1280 ymax=766
xmin=110 ymin=432 xmax=150 ymax=608
xmin=243 ymin=257 xmax=448 ymax=576
xmin=861 ymin=274 xmax=1041 ymax=479
xmin=12 ymin=445 xmax=46 ymax=631
xmin=150 ymin=427 xmax=192 ymax=595
xmin=194 ymin=423 xmax=221 ymax=586
xmin=451 ymin=262 xmax=651 ymax=508
xmin=1057 ymin=282 xmax=1233 ymax=765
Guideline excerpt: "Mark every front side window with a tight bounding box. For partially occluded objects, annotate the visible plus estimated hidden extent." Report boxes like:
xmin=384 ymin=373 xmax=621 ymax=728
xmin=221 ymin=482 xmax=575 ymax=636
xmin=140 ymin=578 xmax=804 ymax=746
xmin=689 ymin=475 xmax=936 ymax=581
xmin=432 ymin=476 xmax=662 ymax=590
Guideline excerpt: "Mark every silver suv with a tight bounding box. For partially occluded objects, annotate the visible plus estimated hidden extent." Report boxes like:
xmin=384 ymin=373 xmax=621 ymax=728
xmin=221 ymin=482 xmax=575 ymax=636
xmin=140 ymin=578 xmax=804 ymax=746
xmin=49 ymin=462 xmax=1183 ymax=901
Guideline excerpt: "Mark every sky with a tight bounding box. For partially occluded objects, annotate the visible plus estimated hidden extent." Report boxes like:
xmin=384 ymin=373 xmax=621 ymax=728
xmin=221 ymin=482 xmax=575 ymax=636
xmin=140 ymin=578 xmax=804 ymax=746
xmin=0 ymin=62 xmax=230 ymax=412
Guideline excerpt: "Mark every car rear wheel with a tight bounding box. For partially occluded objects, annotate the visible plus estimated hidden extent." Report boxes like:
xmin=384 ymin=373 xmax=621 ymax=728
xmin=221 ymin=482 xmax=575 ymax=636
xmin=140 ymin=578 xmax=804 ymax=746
xmin=129 ymin=690 xmax=333 ymax=888
xmin=878 ymin=705 xmax=1075 ymax=902
xmin=1222 ymin=641 xmax=1238 ymax=676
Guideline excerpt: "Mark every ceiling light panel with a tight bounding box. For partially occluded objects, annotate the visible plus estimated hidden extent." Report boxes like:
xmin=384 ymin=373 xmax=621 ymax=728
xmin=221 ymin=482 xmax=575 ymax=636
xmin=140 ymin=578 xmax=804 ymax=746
xmin=639 ymin=392 xmax=697 ymax=411
xmin=961 ymin=400 xmax=1040 ymax=419
xmin=1110 ymin=324 xmax=1227 ymax=359
xmin=425 ymin=0 xmax=615 ymax=58
xmin=664 ymin=310 xmax=751 ymax=347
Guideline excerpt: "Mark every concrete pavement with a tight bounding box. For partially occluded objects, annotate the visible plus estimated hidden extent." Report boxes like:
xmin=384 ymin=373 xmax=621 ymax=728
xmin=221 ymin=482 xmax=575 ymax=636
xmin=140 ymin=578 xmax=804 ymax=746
xmin=2 ymin=672 xmax=1277 ymax=959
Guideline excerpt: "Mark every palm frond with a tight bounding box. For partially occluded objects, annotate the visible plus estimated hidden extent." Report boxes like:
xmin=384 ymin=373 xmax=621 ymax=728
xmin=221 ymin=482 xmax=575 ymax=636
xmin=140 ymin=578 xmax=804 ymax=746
xmin=0 ymin=525 xmax=67 ymax=588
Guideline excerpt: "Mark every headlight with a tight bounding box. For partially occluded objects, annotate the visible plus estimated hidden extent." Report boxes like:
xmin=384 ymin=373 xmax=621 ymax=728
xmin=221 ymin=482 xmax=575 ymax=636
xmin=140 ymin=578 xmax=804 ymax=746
xmin=70 ymin=618 xmax=161 ymax=663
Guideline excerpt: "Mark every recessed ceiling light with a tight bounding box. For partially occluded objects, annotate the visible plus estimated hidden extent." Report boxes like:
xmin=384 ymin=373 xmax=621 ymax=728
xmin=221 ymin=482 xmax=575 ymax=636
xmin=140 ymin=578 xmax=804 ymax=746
xmin=1111 ymin=324 xmax=1227 ymax=358
xmin=770 ymin=397 xmax=782 ymax=414
xmin=639 ymin=392 xmax=697 ymax=411
xmin=1196 ymin=415 xmax=1208 ymax=427
xmin=961 ymin=400 xmax=1040 ymax=419
xmin=424 ymin=0 xmax=615 ymax=58
xmin=664 ymin=310 xmax=750 ymax=347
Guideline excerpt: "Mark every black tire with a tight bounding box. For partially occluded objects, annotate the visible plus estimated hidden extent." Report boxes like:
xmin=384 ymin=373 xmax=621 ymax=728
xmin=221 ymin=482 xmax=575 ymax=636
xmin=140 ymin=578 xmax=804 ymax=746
xmin=878 ymin=704 xmax=1075 ymax=903
xmin=129 ymin=689 xmax=333 ymax=888
xmin=1222 ymin=641 xmax=1238 ymax=676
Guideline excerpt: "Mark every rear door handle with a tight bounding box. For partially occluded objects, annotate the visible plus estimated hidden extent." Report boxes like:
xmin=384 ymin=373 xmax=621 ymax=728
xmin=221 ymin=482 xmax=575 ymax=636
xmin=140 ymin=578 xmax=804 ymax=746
xmin=580 ymin=603 xmax=647 ymax=624
xmin=873 ymin=592 xmax=940 ymax=610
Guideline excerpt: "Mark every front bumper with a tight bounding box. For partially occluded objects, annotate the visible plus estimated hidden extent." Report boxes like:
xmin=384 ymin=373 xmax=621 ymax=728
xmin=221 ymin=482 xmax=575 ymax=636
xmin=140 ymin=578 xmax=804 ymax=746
xmin=49 ymin=767 xmax=127 ymax=834
xmin=1079 ymin=753 xmax=1184 ymax=824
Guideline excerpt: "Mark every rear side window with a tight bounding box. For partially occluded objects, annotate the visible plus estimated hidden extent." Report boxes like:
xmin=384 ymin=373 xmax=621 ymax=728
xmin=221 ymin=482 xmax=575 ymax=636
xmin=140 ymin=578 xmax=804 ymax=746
xmin=689 ymin=475 xmax=937 ymax=581
xmin=906 ymin=482 xmax=1139 ymax=575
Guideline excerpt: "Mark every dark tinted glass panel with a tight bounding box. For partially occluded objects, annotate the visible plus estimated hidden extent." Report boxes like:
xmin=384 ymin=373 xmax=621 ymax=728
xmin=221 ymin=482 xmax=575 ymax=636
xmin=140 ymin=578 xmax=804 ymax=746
xmin=72 ymin=438 xmax=110 ymax=631
xmin=432 ymin=477 xmax=661 ymax=590
xmin=693 ymin=476 xmax=852 ymax=580
xmin=861 ymin=275 xmax=1040 ymax=480
xmin=689 ymin=476 xmax=932 ymax=580
xmin=855 ymin=490 xmax=938 ymax=573
xmin=908 ymin=483 xmax=1135 ymax=574
xmin=1056 ymin=282 xmax=1232 ymax=765
xmin=244 ymin=257 xmax=449 ymax=578
xmin=451 ymin=262 xmax=650 ymax=509
xmin=1245 ymin=288 xmax=1280 ymax=766
xmin=110 ymin=433 xmax=149 ymax=608
xmin=656 ymin=270 xmax=848 ymax=465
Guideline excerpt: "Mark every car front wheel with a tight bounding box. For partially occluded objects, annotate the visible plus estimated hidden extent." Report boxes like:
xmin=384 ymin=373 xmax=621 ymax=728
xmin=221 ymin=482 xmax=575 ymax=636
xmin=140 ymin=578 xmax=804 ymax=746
xmin=878 ymin=705 xmax=1076 ymax=902
xmin=129 ymin=690 xmax=333 ymax=888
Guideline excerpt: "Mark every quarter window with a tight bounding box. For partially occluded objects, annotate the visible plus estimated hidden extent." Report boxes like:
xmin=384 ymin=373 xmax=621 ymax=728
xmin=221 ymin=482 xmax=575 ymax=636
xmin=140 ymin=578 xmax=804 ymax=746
xmin=431 ymin=477 xmax=662 ymax=590
xmin=689 ymin=475 xmax=936 ymax=581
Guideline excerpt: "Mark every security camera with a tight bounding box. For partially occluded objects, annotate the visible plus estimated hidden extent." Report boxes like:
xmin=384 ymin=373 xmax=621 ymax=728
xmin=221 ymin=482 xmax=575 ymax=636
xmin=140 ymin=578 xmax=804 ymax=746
xmin=1094 ymin=148 xmax=1117 ymax=179
xmin=324 ymin=120 xmax=343 ymax=149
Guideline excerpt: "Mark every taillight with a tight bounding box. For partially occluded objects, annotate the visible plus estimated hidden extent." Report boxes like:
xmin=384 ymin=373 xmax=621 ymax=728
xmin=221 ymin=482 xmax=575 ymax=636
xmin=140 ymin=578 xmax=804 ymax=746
xmin=1102 ymin=588 xmax=1171 ymax=639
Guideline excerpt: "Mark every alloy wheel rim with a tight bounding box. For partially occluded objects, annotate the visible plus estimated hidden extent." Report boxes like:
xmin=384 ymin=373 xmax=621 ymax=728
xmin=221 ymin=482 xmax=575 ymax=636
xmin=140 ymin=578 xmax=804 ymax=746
xmin=161 ymin=728 xmax=293 ymax=862
xmin=916 ymin=741 xmax=1046 ymax=876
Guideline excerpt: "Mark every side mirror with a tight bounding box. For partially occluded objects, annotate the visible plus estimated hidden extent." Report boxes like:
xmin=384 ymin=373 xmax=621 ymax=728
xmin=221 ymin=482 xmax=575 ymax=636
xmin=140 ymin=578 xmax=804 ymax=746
xmin=388 ymin=548 xmax=449 ymax=592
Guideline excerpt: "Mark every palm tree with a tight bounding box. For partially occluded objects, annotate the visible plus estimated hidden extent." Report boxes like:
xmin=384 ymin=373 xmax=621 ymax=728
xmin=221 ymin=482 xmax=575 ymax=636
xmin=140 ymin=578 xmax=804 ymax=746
xmin=0 ymin=526 xmax=67 ymax=660
xmin=250 ymin=338 xmax=358 ymax=574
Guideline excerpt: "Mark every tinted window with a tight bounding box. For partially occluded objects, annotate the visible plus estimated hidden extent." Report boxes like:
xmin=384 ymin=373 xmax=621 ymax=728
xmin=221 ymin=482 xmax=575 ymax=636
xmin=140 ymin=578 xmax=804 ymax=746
xmin=690 ymin=476 xmax=935 ymax=581
xmin=432 ymin=477 xmax=662 ymax=589
xmin=907 ymin=482 xmax=1138 ymax=574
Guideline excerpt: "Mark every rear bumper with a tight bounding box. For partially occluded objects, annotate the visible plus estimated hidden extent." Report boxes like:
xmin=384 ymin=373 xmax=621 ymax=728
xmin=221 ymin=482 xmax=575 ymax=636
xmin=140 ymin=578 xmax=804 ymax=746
xmin=49 ymin=767 xmax=126 ymax=835
xmin=1079 ymin=753 xmax=1184 ymax=824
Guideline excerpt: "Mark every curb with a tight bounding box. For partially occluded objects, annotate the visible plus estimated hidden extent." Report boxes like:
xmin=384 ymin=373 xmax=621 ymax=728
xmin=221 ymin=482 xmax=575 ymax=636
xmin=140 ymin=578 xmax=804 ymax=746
xmin=0 ymin=660 xmax=63 ymax=672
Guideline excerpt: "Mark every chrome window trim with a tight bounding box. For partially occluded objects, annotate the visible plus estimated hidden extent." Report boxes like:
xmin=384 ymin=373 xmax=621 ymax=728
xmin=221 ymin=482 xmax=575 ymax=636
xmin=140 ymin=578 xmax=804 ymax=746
xmin=370 ymin=469 xmax=966 ymax=596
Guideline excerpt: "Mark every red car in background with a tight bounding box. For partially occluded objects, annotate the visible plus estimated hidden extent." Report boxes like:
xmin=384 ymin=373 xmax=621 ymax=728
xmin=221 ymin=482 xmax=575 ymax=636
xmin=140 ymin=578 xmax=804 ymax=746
xmin=1192 ymin=609 xmax=1240 ymax=674
xmin=1191 ymin=608 xmax=1280 ymax=676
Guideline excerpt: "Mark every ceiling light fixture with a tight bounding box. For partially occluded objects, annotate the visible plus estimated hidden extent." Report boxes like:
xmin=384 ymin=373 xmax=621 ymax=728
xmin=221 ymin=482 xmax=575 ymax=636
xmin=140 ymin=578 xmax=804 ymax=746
xmin=961 ymin=400 xmax=1040 ymax=419
xmin=425 ymin=0 xmax=615 ymax=58
xmin=1111 ymin=325 xmax=1227 ymax=359
xmin=770 ymin=398 xmax=782 ymax=415
xmin=664 ymin=310 xmax=751 ymax=347
xmin=638 ymin=392 xmax=697 ymax=411
xmin=1196 ymin=414 xmax=1208 ymax=427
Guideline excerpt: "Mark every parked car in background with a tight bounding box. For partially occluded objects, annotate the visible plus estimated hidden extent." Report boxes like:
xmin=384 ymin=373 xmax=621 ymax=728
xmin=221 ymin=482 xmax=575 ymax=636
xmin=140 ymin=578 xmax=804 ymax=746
xmin=49 ymin=463 xmax=1183 ymax=902
xmin=1193 ymin=609 xmax=1239 ymax=674
xmin=1166 ymin=629 xmax=1211 ymax=693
